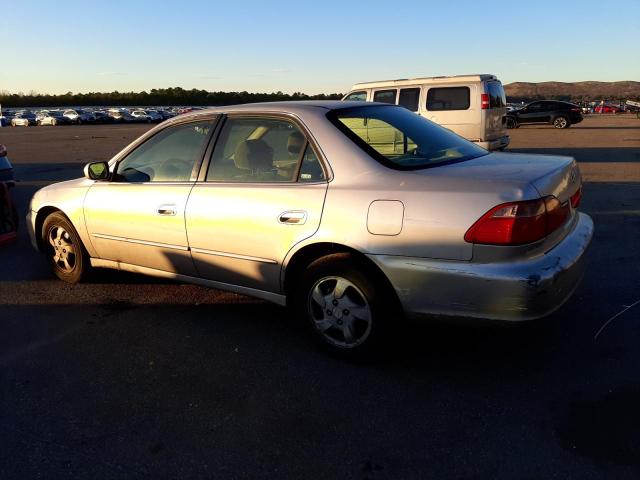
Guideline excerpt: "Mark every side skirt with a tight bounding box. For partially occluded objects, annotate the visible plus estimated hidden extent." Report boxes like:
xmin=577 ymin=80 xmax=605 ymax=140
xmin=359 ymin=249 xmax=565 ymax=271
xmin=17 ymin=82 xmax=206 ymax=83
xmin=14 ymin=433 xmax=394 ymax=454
xmin=90 ymin=258 xmax=287 ymax=306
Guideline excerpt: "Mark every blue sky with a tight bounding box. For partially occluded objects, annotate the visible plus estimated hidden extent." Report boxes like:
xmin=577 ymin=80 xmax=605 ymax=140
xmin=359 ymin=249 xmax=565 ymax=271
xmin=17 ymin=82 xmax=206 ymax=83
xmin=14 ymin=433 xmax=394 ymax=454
xmin=2 ymin=0 xmax=639 ymax=94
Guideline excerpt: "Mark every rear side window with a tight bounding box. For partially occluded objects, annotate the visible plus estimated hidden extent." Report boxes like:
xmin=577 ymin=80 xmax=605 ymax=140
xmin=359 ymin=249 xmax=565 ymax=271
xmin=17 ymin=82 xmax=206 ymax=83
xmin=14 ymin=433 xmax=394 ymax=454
xmin=426 ymin=87 xmax=470 ymax=111
xmin=398 ymin=88 xmax=420 ymax=112
xmin=373 ymin=89 xmax=397 ymax=104
xmin=344 ymin=91 xmax=367 ymax=102
xmin=487 ymin=82 xmax=506 ymax=109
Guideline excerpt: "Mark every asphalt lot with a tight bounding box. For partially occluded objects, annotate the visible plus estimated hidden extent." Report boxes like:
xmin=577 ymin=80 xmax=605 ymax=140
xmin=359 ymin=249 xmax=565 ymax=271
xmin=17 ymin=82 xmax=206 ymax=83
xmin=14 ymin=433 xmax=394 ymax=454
xmin=1 ymin=115 xmax=639 ymax=479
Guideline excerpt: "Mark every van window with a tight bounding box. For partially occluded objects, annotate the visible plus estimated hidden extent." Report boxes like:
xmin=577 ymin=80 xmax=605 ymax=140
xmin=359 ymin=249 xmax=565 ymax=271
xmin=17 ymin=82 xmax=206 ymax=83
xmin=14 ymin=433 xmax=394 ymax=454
xmin=487 ymin=82 xmax=506 ymax=109
xmin=426 ymin=87 xmax=470 ymax=111
xmin=398 ymin=88 xmax=420 ymax=112
xmin=373 ymin=89 xmax=397 ymax=104
xmin=344 ymin=91 xmax=367 ymax=102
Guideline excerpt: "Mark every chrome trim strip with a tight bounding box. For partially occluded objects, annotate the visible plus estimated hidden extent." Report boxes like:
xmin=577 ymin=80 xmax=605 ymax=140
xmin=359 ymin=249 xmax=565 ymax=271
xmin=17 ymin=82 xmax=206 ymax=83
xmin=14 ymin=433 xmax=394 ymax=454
xmin=190 ymin=247 xmax=277 ymax=264
xmin=92 ymin=233 xmax=189 ymax=251
xmin=89 ymin=258 xmax=286 ymax=306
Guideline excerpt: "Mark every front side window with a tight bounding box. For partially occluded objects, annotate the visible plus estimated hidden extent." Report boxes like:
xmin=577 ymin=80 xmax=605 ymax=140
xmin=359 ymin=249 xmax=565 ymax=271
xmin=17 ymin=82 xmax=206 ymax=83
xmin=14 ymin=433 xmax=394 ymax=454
xmin=207 ymin=117 xmax=324 ymax=183
xmin=373 ymin=89 xmax=397 ymax=104
xmin=398 ymin=88 xmax=421 ymax=112
xmin=426 ymin=87 xmax=470 ymax=111
xmin=329 ymin=105 xmax=487 ymax=170
xmin=115 ymin=121 xmax=212 ymax=182
xmin=344 ymin=91 xmax=367 ymax=102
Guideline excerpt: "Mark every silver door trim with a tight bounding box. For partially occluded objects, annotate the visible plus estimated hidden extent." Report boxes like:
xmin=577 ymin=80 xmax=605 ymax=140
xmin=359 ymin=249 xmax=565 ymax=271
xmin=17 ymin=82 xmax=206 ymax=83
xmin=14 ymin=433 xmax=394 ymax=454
xmin=92 ymin=233 xmax=189 ymax=251
xmin=190 ymin=247 xmax=277 ymax=264
xmin=90 ymin=258 xmax=286 ymax=305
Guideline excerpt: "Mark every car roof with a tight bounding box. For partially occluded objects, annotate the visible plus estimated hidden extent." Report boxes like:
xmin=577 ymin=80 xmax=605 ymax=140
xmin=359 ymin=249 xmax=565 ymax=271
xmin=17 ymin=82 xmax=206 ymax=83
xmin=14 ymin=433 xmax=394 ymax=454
xmin=174 ymin=100 xmax=378 ymax=121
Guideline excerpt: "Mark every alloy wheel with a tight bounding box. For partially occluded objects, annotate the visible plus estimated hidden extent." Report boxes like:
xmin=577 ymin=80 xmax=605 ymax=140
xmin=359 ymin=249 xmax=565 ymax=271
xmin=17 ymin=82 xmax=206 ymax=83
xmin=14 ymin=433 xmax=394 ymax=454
xmin=48 ymin=225 xmax=77 ymax=272
xmin=554 ymin=117 xmax=568 ymax=128
xmin=307 ymin=276 xmax=373 ymax=348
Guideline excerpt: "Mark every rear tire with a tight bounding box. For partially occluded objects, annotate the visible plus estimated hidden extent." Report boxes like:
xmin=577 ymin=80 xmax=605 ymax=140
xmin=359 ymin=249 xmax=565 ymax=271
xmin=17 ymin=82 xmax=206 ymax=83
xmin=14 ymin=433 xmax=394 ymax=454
xmin=295 ymin=253 xmax=396 ymax=358
xmin=553 ymin=116 xmax=570 ymax=129
xmin=42 ymin=212 xmax=90 ymax=283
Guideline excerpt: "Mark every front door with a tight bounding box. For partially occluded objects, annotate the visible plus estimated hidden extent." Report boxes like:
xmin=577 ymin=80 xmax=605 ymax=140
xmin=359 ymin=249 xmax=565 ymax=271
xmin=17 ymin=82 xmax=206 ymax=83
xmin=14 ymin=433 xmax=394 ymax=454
xmin=84 ymin=119 xmax=216 ymax=275
xmin=186 ymin=115 xmax=328 ymax=293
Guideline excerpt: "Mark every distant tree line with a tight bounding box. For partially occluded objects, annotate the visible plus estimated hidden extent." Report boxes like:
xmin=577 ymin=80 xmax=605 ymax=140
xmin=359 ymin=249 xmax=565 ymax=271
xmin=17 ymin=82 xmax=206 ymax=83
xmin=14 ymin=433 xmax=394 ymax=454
xmin=0 ymin=87 xmax=344 ymax=108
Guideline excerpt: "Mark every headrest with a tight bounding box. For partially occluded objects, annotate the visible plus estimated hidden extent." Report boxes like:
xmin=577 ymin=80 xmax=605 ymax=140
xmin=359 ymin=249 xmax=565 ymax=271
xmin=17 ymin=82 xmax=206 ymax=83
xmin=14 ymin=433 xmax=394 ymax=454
xmin=234 ymin=139 xmax=273 ymax=171
xmin=287 ymin=131 xmax=305 ymax=155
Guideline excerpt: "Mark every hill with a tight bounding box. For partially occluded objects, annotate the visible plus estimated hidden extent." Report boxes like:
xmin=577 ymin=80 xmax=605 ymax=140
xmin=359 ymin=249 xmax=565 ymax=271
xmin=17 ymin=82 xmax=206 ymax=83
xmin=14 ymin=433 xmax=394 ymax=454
xmin=504 ymin=81 xmax=640 ymax=102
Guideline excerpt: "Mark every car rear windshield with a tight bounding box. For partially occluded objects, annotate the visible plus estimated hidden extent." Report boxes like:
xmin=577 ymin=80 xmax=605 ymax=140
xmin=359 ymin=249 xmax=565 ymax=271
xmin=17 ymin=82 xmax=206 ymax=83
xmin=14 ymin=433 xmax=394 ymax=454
xmin=328 ymin=105 xmax=488 ymax=170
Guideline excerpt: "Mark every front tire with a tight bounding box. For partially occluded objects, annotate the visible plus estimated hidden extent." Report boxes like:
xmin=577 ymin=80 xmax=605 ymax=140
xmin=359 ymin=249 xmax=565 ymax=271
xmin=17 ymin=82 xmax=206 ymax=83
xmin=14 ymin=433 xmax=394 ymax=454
xmin=42 ymin=212 xmax=90 ymax=283
xmin=506 ymin=117 xmax=518 ymax=129
xmin=553 ymin=116 xmax=570 ymax=129
xmin=296 ymin=253 xmax=394 ymax=358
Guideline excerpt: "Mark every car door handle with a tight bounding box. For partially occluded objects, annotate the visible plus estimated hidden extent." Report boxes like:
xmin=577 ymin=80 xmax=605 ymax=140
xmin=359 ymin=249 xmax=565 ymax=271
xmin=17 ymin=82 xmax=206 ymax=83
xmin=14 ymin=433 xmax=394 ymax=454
xmin=157 ymin=205 xmax=177 ymax=216
xmin=279 ymin=211 xmax=307 ymax=225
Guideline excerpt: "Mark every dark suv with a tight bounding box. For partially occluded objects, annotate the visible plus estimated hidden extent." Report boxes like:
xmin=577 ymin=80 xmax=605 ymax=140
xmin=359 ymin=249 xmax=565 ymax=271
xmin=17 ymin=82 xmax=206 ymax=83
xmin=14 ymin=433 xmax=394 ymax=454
xmin=506 ymin=100 xmax=583 ymax=129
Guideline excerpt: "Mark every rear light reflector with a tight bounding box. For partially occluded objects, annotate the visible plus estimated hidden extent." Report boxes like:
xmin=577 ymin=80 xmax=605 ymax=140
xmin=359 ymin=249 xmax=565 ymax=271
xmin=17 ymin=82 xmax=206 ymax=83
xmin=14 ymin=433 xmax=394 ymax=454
xmin=464 ymin=196 xmax=571 ymax=246
xmin=481 ymin=93 xmax=490 ymax=110
xmin=570 ymin=187 xmax=582 ymax=208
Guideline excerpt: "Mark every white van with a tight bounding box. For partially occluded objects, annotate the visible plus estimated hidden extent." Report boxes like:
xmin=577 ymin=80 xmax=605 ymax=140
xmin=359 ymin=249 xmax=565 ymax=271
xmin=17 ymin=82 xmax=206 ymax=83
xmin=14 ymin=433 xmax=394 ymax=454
xmin=342 ymin=74 xmax=510 ymax=151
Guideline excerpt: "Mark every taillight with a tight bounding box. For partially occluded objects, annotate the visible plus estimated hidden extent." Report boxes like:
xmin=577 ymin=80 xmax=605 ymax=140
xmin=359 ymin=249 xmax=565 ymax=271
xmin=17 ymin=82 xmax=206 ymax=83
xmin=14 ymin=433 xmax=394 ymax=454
xmin=570 ymin=187 xmax=582 ymax=208
xmin=464 ymin=196 xmax=570 ymax=246
xmin=481 ymin=93 xmax=490 ymax=110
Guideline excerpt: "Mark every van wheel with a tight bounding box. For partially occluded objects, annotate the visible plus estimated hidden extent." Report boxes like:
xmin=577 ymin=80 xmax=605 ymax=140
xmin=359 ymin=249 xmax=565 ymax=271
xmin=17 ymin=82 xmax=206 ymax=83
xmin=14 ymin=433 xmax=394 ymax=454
xmin=42 ymin=212 xmax=90 ymax=283
xmin=296 ymin=253 xmax=394 ymax=358
xmin=553 ymin=116 xmax=570 ymax=129
xmin=506 ymin=117 xmax=518 ymax=129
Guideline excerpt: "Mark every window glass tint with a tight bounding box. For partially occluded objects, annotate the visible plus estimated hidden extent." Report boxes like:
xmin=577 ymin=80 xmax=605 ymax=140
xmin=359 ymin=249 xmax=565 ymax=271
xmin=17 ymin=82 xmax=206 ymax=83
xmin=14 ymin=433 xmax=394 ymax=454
xmin=116 ymin=121 xmax=212 ymax=182
xmin=207 ymin=117 xmax=308 ymax=183
xmin=426 ymin=87 xmax=470 ymax=111
xmin=298 ymin=144 xmax=326 ymax=182
xmin=373 ymin=89 xmax=397 ymax=104
xmin=344 ymin=91 xmax=367 ymax=102
xmin=526 ymin=102 xmax=542 ymax=111
xmin=487 ymin=82 xmax=506 ymax=108
xmin=331 ymin=105 xmax=487 ymax=170
xmin=398 ymin=88 xmax=420 ymax=112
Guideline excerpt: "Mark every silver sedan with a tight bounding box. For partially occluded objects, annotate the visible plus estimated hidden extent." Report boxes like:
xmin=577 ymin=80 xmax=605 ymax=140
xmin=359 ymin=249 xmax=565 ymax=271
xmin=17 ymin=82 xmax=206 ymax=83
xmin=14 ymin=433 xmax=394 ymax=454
xmin=27 ymin=101 xmax=593 ymax=356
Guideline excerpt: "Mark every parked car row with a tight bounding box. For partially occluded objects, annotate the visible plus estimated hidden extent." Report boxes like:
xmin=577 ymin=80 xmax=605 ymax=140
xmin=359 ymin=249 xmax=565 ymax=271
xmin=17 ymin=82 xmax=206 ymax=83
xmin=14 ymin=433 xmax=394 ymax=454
xmin=1 ymin=107 xmax=180 ymax=127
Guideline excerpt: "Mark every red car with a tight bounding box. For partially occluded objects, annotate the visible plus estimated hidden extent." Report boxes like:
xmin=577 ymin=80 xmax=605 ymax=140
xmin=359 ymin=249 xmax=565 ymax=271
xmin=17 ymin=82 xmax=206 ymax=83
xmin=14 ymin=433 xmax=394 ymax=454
xmin=594 ymin=105 xmax=620 ymax=113
xmin=0 ymin=144 xmax=18 ymax=245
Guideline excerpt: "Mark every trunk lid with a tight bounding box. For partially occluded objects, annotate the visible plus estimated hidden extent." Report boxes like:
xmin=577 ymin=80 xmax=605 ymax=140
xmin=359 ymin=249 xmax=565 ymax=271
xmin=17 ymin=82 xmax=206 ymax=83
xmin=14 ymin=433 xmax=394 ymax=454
xmin=422 ymin=152 xmax=581 ymax=203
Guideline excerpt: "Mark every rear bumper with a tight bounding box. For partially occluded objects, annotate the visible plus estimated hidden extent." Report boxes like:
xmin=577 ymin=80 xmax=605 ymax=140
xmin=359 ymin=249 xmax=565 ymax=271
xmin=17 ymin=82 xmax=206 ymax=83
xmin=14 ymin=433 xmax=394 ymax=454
xmin=369 ymin=212 xmax=594 ymax=322
xmin=477 ymin=135 xmax=510 ymax=151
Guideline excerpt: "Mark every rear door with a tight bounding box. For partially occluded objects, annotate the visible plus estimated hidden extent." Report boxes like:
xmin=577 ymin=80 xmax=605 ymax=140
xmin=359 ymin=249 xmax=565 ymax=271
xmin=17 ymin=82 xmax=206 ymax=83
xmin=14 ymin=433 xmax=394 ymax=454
xmin=424 ymin=85 xmax=477 ymax=140
xmin=185 ymin=114 xmax=328 ymax=293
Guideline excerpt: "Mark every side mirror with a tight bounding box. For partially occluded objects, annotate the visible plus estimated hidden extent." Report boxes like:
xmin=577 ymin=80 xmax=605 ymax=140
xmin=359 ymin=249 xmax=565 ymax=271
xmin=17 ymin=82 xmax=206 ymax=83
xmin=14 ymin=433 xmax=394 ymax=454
xmin=84 ymin=161 xmax=110 ymax=180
